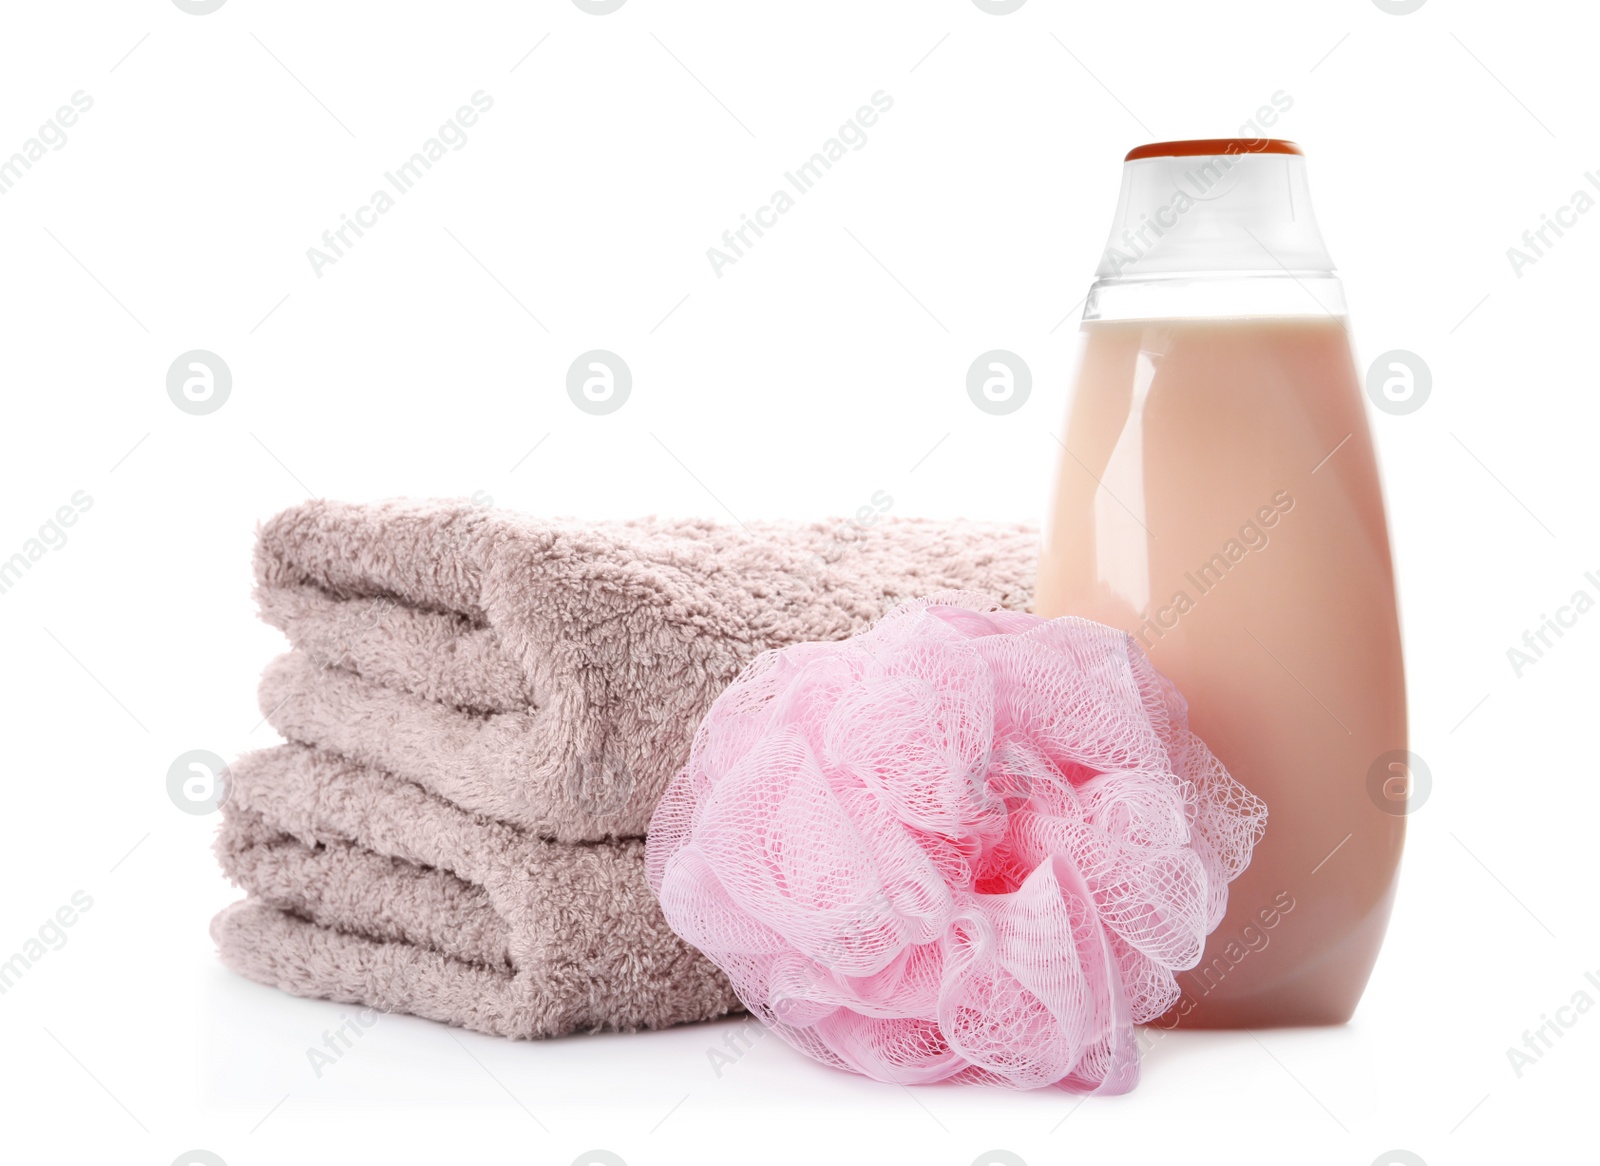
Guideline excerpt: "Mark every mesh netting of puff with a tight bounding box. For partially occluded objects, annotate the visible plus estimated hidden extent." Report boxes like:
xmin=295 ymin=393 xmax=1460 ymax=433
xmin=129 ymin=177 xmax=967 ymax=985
xmin=646 ymin=593 xmax=1267 ymax=1093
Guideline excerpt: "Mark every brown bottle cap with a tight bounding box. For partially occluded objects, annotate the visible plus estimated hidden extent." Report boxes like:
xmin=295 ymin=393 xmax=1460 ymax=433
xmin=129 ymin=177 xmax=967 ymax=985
xmin=1125 ymin=139 xmax=1302 ymax=162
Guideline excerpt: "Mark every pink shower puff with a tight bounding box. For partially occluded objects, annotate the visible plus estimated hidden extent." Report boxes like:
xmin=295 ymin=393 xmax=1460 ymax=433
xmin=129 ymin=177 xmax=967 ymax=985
xmin=646 ymin=593 xmax=1267 ymax=1093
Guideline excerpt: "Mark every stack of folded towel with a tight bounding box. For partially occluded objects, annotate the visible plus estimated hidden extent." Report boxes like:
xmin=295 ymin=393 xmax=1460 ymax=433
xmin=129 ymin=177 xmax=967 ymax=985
xmin=213 ymin=498 xmax=1037 ymax=1038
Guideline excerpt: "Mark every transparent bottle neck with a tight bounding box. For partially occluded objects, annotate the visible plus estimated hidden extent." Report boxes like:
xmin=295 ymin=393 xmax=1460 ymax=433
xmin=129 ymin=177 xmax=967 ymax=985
xmin=1083 ymin=271 xmax=1347 ymax=322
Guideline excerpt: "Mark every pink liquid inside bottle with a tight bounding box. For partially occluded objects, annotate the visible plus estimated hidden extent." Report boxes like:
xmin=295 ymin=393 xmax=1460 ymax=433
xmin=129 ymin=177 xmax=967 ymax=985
xmin=1034 ymin=140 xmax=1407 ymax=1027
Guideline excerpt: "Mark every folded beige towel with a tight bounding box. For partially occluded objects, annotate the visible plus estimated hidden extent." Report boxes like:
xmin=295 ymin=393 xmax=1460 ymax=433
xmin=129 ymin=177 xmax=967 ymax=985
xmin=252 ymin=500 xmax=1038 ymax=840
xmin=216 ymin=500 xmax=1039 ymax=1036
xmin=215 ymin=744 xmax=740 ymax=1037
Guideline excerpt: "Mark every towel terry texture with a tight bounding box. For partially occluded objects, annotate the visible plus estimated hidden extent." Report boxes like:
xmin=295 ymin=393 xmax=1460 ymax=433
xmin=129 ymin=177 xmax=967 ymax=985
xmin=214 ymin=498 xmax=1038 ymax=1038
xmin=213 ymin=744 xmax=738 ymax=1036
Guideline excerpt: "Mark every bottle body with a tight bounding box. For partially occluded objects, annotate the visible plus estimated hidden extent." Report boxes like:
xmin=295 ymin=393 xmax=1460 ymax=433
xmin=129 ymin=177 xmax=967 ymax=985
xmin=1034 ymin=315 xmax=1405 ymax=1027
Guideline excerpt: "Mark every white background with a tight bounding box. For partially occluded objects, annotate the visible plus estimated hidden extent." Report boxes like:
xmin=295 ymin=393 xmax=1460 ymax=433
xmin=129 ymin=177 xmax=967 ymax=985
xmin=0 ymin=1 xmax=1594 ymax=1164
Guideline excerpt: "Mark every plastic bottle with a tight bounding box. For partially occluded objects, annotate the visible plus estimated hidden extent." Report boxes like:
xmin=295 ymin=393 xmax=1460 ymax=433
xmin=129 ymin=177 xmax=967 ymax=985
xmin=1034 ymin=139 xmax=1407 ymax=1027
